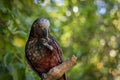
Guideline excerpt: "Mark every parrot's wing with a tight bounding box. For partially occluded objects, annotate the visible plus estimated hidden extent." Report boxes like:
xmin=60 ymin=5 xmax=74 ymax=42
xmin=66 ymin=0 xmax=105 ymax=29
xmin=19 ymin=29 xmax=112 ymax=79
xmin=50 ymin=36 xmax=67 ymax=80
xmin=50 ymin=36 xmax=64 ymax=62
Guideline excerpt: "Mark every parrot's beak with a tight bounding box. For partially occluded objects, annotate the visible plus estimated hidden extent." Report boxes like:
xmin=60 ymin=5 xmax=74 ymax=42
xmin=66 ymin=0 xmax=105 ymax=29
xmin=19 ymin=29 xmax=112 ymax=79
xmin=43 ymin=28 xmax=49 ymax=40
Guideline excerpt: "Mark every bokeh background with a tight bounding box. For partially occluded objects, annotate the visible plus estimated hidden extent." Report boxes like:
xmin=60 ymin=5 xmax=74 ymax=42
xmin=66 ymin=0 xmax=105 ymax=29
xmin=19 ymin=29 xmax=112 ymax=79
xmin=0 ymin=0 xmax=120 ymax=80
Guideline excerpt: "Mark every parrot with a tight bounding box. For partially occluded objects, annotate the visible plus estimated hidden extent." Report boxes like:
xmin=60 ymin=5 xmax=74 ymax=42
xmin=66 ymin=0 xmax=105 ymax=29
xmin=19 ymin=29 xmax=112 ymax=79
xmin=25 ymin=18 xmax=66 ymax=80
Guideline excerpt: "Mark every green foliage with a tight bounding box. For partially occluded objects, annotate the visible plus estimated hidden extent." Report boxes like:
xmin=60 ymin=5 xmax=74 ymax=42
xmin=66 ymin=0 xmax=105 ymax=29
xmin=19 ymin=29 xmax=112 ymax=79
xmin=0 ymin=0 xmax=120 ymax=80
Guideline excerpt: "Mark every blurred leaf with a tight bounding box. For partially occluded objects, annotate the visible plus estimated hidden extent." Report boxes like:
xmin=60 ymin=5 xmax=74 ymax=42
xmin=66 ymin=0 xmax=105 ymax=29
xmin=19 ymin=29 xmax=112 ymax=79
xmin=26 ymin=75 xmax=35 ymax=80
xmin=8 ymin=63 xmax=25 ymax=80
xmin=3 ymin=53 xmax=14 ymax=67
xmin=13 ymin=36 xmax=25 ymax=47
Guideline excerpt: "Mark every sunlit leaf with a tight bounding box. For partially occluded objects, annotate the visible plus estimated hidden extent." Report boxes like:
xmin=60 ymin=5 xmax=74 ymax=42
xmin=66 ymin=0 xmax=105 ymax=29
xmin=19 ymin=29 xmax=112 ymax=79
xmin=13 ymin=36 xmax=25 ymax=47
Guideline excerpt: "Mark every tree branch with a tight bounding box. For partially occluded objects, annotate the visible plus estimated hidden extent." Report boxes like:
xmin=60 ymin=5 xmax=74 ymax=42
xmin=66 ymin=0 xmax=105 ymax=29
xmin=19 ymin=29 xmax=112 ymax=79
xmin=43 ymin=55 xmax=77 ymax=80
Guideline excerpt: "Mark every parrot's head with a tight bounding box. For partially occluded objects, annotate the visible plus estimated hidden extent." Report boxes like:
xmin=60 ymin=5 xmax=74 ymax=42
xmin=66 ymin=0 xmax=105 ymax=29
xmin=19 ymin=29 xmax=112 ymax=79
xmin=30 ymin=18 xmax=50 ymax=39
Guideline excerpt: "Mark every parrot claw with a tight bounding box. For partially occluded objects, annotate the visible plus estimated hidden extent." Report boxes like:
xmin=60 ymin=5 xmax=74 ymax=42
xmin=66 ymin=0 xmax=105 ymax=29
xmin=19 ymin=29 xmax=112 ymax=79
xmin=41 ymin=38 xmax=53 ymax=51
xmin=41 ymin=73 xmax=47 ymax=79
xmin=43 ymin=42 xmax=53 ymax=51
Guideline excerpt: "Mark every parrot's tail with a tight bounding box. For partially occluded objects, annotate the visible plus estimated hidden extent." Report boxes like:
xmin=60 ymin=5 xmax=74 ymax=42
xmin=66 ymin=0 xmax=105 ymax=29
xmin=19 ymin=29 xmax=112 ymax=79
xmin=57 ymin=74 xmax=66 ymax=80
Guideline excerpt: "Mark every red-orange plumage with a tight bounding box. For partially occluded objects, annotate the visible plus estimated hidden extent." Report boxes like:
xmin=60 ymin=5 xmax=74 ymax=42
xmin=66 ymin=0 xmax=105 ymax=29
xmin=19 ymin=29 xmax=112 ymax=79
xmin=25 ymin=18 xmax=66 ymax=80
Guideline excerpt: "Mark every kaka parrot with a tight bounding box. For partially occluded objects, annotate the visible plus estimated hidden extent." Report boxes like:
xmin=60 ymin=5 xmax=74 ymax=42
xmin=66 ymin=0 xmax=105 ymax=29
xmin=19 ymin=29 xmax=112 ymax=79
xmin=25 ymin=18 xmax=66 ymax=80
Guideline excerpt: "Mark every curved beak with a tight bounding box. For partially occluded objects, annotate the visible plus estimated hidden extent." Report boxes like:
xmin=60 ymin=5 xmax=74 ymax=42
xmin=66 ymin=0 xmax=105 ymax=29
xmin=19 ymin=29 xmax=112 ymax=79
xmin=43 ymin=28 xmax=49 ymax=40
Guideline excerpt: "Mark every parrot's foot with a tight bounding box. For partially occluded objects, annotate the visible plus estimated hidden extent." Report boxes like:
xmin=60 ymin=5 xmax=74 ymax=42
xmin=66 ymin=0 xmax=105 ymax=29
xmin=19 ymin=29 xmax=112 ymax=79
xmin=43 ymin=42 xmax=53 ymax=51
xmin=41 ymin=38 xmax=53 ymax=51
xmin=41 ymin=73 xmax=47 ymax=79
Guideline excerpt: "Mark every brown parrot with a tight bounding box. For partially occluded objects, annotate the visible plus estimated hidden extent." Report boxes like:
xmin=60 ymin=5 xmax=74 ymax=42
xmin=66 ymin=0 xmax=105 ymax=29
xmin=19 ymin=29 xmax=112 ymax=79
xmin=25 ymin=18 xmax=66 ymax=80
